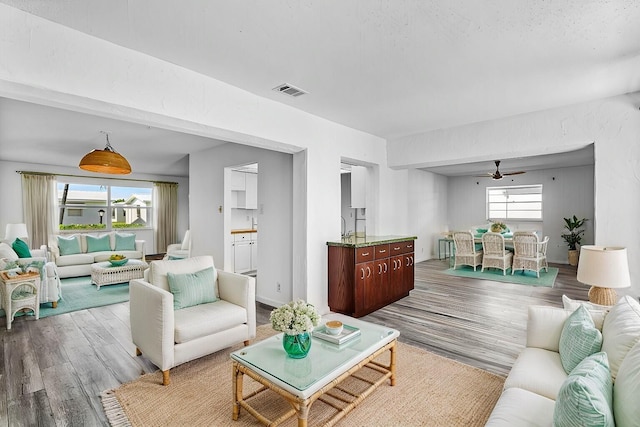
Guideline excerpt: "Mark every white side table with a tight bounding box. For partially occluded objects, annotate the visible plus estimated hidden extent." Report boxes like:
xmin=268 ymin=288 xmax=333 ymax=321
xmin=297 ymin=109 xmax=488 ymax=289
xmin=0 ymin=271 xmax=40 ymax=330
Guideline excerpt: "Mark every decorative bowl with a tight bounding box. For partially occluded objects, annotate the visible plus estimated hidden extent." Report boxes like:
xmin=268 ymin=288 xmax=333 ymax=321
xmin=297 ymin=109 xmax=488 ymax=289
xmin=108 ymin=257 xmax=128 ymax=266
xmin=325 ymin=320 xmax=343 ymax=336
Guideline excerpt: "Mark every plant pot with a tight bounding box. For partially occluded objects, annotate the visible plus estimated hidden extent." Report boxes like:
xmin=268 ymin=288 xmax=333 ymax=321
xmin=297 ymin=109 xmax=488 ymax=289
xmin=282 ymin=332 xmax=312 ymax=359
xmin=568 ymin=250 xmax=579 ymax=266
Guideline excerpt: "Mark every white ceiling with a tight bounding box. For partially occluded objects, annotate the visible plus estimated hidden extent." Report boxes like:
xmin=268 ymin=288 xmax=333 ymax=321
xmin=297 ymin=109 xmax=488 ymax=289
xmin=2 ymin=1 xmax=638 ymax=176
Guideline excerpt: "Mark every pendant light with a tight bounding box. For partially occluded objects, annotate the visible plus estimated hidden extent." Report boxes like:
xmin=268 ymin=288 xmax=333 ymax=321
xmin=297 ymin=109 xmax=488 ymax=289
xmin=79 ymin=131 xmax=131 ymax=175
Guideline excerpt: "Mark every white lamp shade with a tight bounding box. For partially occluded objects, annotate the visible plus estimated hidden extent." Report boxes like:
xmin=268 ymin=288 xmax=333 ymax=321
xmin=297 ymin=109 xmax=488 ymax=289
xmin=577 ymin=245 xmax=631 ymax=289
xmin=5 ymin=223 xmax=28 ymax=242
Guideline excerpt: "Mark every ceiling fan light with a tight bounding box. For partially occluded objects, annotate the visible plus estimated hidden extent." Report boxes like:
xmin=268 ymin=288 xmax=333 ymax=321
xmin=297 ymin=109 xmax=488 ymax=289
xmin=79 ymin=133 xmax=131 ymax=175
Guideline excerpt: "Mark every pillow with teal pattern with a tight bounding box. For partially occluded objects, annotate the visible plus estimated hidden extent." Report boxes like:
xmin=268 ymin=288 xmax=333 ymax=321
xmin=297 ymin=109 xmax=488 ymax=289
xmin=115 ymin=233 xmax=136 ymax=251
xmin=12 ymin=238 xmax=31 ymax=258
xmin=559 ymin=304 xmax=603 ymax=373
xmin=57 ymin=235 xmax=81 ymax=256
xmin=86 ymin=234 xmax=111 ymax=253
xmin=167 ymin=267 xmax=218 ymax=310
xmin=553 ymin=351 xmax=614 ymax=427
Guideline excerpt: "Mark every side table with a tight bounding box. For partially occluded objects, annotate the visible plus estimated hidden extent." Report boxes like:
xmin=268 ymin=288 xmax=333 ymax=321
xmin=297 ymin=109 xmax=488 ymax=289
xmin=0 ymin=271 xmax=40 ymax=330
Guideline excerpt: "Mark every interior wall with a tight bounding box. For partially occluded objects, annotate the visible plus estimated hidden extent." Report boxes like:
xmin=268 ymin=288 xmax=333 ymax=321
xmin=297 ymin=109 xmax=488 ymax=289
xmin=0 ymin=159 xmax=189 ymax=254
xmin=340 ymin=173 xmax=356 ymax=236
xmin=446 ymin=165 xmax=594 ymax=263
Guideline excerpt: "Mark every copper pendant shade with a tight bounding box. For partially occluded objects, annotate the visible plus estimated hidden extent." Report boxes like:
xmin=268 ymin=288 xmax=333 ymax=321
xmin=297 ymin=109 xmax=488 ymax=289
xmin=79 ymin=132 xmax=131 ymax=175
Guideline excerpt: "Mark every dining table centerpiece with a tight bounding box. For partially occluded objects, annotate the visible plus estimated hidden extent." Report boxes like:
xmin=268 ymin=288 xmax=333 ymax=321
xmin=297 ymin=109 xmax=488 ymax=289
xmin=270 ymin=299 xmax=320 ymax=358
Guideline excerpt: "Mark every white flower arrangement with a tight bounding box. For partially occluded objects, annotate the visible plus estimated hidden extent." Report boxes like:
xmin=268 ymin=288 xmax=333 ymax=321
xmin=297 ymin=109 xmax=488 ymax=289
xmin=270 ymin=299 xmax=320 ymax=336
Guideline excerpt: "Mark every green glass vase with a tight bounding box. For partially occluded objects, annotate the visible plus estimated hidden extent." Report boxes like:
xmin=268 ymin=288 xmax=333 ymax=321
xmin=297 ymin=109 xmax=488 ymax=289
xmin=282 ymin=332 xmax=312 ymax=359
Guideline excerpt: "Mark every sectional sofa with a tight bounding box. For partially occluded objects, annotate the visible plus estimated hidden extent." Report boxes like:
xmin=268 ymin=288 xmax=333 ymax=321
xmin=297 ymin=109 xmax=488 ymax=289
xmin=49 ymin=232 xmax=145 ymax=278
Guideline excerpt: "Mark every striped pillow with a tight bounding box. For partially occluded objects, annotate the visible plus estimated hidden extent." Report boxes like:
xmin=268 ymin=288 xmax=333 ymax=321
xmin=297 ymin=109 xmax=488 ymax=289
xmin=553 ymin=352 xmax=614 ymax=426
xmin=559 ymin=304 xmax=602 ymax=373
xmin=167 ymin=267 xmax=218 ymax=310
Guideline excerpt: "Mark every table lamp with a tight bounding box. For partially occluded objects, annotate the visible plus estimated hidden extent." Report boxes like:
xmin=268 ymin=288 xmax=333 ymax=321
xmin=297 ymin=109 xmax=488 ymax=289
xmin=577 ymin=245 xmax=631 ymax=306
xmin=4 ymin=223 xmax=28 ymax=243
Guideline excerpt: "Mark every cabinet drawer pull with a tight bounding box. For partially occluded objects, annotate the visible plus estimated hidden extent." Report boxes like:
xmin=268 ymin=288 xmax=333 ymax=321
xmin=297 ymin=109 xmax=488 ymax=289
xmin=393 ymin=246 xmax=400 ymax=250
xmin=393 ymin=259 xmax=397 ymax=270
xmin=407 ymin=244 xmax=413 ymax=249
xmin=379 ymin=249 xmax=386 ymax=253
xmin=378 ymin=264 xmax=382 ymax=274
xmin=361 ymin=252 xmax=370 ymax=257
xmin=383 ymin=262 xmax=388 ymax=273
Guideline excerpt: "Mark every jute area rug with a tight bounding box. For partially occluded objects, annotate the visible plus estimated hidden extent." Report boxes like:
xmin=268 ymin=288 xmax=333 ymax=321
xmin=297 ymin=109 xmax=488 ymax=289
xmin=102 ymin=325 xmax=505 ymax=426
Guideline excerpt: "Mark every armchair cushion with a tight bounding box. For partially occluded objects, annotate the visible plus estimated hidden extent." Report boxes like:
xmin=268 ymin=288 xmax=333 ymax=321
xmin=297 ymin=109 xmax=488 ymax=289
xmin=174 ymin=300 xmax=247 ymax=343
xmin=115 ymin=232 xmax=136 ymax=251
xmin=12 ymin=238 xmax=31 ymax=258
xmin=167 ymin=267 xmax=218 ymax=310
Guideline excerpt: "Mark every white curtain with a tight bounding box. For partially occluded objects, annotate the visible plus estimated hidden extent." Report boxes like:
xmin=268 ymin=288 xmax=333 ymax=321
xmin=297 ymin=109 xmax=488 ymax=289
xmin=154 ymin=182 xmax=178 ymax=253
xmin=21 ymin=173 xmax=58 ymax=248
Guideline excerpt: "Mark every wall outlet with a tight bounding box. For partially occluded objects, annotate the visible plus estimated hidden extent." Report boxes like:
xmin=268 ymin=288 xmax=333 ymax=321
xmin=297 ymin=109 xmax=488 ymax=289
xmin=277 ymin=282 xmax=281 ymax=292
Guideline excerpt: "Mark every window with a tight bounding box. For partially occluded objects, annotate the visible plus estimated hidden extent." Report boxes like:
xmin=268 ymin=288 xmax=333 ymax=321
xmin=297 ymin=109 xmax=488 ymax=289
xmin=57 ymin=181 xmax=153 ymax=231
xmin=487 ymin=185 xmax=542 ymax=221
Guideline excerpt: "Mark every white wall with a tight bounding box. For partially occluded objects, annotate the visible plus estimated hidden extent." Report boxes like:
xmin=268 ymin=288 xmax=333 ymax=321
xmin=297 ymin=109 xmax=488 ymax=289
xmin=389 ymin=93 xmax=640 ymax=296
xmin=0 ymin=160 xmax=189 ymax=254
xmin=446 ymin=165 xmax=594 ymax=263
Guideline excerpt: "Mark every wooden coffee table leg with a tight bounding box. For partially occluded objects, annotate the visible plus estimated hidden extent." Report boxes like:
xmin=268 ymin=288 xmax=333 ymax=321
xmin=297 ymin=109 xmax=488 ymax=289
xmin=232 ymin=362 xmax=243 ymax=421
xmin=297 ymin=404 xmax=309 ymax=427
xmin=389 ymin=340 xmax=397 ymax=386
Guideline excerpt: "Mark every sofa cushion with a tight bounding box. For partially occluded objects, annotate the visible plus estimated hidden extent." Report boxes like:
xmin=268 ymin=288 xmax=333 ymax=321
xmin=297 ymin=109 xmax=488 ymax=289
xmin=504 ymin=347 xmax=568 ymax=400
xmin=0 ymin=242 xmax=19 ymax=261
xmin=168 ymin=267 xmax=218 ymax=310
xmin=484 ymin=387 xmax=555 ymax=427
xmin=86 ymin=234 xmax=111 ymax=253
xmin=55 ymin=253 xmax=96 ymax=267
xmin=115 ymin=232 xmax=136 ymax=251
xmin=614 ymin=339 xmax=640 ymax=427
xmin=12 ymin=238 xmax=31 ymax=258
xmin=57 ymin=235 xmax=81 ymax=255
xmin=553 ymin=352 xmax=614 ymax=427
xmin=559 ymin=304 xmax=602 ymax=373
xmin=173 ymin=299 xmax=247 ymax=343
xmin=601 ymin=295 xmax=640 ymax=381
xmin=148 ymin=256 xmax=217 ymax=293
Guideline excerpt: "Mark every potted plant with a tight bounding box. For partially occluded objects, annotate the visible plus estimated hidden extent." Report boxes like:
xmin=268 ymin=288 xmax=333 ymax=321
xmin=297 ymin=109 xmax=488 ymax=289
xmin=490 ymin=221 xmax=507 ymax=233
xmin=270 ymin=299 xmax=320 ymax=358
xmin=561 ymin=215 xmax=587 ymax=266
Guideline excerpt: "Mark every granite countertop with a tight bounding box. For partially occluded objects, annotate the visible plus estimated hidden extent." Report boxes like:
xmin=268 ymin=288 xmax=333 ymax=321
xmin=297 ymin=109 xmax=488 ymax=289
xmin=327 ymin=235 xmax=417 ymax=248
xmin=231 ymin=229 xmax=258 ymax=234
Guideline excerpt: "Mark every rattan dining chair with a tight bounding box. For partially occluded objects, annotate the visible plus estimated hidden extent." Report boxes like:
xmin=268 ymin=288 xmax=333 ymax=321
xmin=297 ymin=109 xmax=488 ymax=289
xmin=453 ymin=231 xmax=483 ymax=271
xmin=512 ymin=232 xmax=549 ymax=277
xmin=481 ymin=232 xmax=513 ymax=275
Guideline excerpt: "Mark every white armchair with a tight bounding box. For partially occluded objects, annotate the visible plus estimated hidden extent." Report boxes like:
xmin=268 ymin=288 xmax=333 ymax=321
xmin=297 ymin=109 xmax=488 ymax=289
xmin=165 ymin=230 xmax=191 ymax=260
xmin=129 ymin=255 xmax=256 ymax=385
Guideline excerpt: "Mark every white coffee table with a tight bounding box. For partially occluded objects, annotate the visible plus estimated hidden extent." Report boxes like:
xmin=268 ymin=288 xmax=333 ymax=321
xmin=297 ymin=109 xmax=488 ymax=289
xmin=90 ymin=259 xmax=148 ymax=290
xmin=231 ymin=314 xmax=399 ymax=427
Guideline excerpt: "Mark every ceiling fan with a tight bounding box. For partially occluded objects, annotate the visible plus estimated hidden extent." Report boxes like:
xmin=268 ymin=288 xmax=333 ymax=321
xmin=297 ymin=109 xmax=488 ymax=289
xmin=476 ymin=160 xmax=526 ymax=180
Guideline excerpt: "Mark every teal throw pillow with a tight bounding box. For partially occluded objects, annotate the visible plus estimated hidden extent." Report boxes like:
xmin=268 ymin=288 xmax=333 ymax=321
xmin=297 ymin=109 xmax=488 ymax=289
xmin=476 ymin=228 xmax=488 ymax=234
xmin=57 ymin=235 xmax=81 ymax=256
xmin=167 ymin=267 xmax=217 ymax=310
xmin=12 ymin=238 xmax=31 ymax=258
xmin=86 ymin=234 xmax=111 ymax=253
xmin=559 ymin=305 xmax=603 ymax=374
xmin=553 ymin=352 xmax=614 ymax=427
xmin=115 ymin=233 xmax=136 ymax=251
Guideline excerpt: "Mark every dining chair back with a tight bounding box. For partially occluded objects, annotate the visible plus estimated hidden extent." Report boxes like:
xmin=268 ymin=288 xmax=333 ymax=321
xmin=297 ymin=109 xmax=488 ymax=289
xmin=453 ymin=231 xmax=483 ymax=271
xmin=481 ymin=232 xmax=513 ymax=275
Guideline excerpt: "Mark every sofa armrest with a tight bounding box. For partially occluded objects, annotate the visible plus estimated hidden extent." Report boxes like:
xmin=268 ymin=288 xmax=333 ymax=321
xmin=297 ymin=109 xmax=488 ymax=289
xmin=135 ymin=240 xmax=145 ymax=256
xmin=129 ymin=279 xmax=175 ymax=370
xmin=526 ymin=305 xmax=571 ymax=352
xmin=217 ymin=270 xmax=256 ymax=339
xmin=166 ymin=243 xmax=182 ymax=252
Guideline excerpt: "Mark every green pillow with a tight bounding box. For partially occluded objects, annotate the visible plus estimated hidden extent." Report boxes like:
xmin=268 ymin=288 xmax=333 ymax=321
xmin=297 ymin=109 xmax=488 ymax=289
xmin=115 ymin=233 xmax=136 ymax=251
xmin=167 ymin=267 xmax=218 ymax=310
xmin=553 ymin=352 xmax=614 ymax=426
xmin=12 ymin=238 xmax=31 ymax=258
xmin=476 ymin=228 xmax=488 ymax=234
xmin=86 ymin=234 xmax=111 ymax=253
xmin=559 ymin=305 xmax=603 ymax=373
xmin=57 ymin=235 xmax=81 ymax=256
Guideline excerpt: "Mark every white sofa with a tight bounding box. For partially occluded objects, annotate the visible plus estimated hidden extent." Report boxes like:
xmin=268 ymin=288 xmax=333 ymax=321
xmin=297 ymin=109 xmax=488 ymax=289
xmin=0 ymin=242 xmax=61 ymax=307
xmin=129 ymin=255 xmax=256 ymax=385
xmin=486 ymin=295 xmax=640 ymax=426
xmin=49 ymin=232 xmax=145 ymax=278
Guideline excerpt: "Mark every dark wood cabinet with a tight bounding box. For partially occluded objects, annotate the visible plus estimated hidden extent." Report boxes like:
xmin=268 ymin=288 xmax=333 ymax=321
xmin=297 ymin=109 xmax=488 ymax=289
xmin=328 ymin=238 xmax=415 ymax=317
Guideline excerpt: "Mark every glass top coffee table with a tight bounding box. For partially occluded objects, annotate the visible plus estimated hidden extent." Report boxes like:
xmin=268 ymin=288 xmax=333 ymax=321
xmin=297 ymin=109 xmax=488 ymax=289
xmin=231 ymin=314 xmax=399 ymax=427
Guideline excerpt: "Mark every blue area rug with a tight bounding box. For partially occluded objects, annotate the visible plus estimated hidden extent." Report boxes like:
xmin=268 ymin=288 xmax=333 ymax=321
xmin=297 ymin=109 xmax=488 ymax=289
xmin=444 ymin=266 xmax=558 ymax=287
xmin=1 ymin=276 xmax=130 ymax=319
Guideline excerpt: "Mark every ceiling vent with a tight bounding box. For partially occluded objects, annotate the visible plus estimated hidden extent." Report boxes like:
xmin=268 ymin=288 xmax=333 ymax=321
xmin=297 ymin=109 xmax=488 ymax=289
xmin=272 ymin=83 xmax=307 ymax=97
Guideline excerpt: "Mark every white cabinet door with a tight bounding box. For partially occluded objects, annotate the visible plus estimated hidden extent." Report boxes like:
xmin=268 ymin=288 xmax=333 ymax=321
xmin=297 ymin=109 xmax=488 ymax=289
xmin=250 ymin=239 xmax=258 ymax=271
xmin=230 ymin=171 xmax=246 ymax=191
xmin=234 ymin=242 xmax=251 ymax=273
xmin=245 ymin=172 xmax=258 ymax=210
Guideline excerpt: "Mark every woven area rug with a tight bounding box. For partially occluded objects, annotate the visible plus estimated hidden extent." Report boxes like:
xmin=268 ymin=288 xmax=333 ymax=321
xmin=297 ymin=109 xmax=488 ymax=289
xmin=444 ymin=266 xmax=558 ymax=287
xmin=101 ymin=325 xmax=504 ymax=426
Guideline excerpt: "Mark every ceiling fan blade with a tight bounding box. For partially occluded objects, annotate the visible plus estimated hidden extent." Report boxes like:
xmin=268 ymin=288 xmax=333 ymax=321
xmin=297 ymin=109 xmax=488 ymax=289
xmin=503 ymin=171 xmax=526 ymax=176
xmin=474 ymin=173 xmax=495 ymax=177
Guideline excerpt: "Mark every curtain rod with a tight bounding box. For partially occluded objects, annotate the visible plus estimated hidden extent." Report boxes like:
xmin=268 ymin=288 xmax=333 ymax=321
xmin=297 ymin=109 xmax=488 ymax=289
xmin=16 ymin=170 xmax=178 ymax=185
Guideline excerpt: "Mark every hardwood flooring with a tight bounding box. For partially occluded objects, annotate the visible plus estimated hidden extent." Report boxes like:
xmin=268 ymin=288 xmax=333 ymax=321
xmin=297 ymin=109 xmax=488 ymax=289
xmin=0 ymin=259 xmax=607 ymax=425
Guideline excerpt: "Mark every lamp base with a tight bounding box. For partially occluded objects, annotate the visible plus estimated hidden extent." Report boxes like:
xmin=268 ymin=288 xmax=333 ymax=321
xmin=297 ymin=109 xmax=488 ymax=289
xmin=588 ymin=286 xmax=617 ymax=306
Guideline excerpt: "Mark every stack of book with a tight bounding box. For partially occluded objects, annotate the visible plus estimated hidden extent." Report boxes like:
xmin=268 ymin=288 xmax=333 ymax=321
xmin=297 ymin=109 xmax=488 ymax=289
xmin=313 ymin=324 xmax=361 ymax=345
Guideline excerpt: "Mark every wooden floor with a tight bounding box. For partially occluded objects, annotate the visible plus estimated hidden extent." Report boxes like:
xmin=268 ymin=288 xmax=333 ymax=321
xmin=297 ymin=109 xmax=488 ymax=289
xmin=0 ymin=259 xmax=600 ymax=425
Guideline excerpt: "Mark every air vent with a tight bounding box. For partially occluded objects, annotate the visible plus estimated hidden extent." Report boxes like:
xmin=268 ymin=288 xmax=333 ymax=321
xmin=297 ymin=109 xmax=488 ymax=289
xmin=272 ymin=83 xmax=307 ymax=97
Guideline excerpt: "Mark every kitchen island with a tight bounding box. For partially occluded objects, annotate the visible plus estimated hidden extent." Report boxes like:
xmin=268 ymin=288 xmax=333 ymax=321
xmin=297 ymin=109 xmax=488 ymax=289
xmin=327 ymin=235 xmax=416 ymax=317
